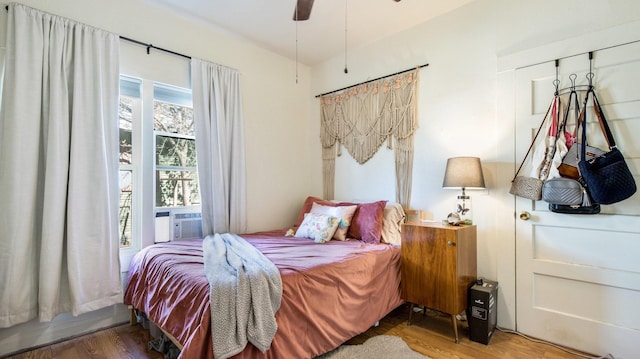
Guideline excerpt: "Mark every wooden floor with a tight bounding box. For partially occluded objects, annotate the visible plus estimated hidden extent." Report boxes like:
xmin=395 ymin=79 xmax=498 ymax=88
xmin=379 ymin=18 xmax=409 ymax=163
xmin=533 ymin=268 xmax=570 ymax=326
xmin=5 ymin=304 xmax=592 ymax=359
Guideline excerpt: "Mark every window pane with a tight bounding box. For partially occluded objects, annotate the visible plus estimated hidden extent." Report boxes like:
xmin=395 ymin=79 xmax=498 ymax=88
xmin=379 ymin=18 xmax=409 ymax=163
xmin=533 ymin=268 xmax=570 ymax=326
xmin=153 ymin=101 xmax=194 ymax=136
xmin=119 ymin=170 xmax=133 ymax=248
xmin=119 ymin=97 xmax=134 ymax=165
xmin=155 ymin=135 xmax=197 ymax=167
xmin=155 ymin=170 xmax=200 ymax=207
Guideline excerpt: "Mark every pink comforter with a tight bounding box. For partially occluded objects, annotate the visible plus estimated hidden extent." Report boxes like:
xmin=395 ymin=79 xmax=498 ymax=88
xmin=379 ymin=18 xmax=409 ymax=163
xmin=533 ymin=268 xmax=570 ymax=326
xmin=124 ymin=229 xmax=403 ymax=359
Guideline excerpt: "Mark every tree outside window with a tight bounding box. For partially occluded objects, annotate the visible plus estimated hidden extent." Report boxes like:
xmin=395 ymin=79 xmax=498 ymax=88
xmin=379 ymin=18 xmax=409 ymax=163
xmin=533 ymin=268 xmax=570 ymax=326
xmin=153 ymin=96 xmax=200 ymax=208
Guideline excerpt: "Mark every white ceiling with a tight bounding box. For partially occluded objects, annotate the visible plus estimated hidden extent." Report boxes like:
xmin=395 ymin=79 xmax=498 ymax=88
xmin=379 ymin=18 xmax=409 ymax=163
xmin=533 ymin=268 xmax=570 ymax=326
xmin=142 ymin=0 xmax=474 ymax=66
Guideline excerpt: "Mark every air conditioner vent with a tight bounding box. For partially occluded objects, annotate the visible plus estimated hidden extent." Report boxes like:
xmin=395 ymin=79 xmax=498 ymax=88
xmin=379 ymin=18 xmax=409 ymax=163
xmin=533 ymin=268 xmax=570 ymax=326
xmin=174 ymin=212 xmax=202 ymax=240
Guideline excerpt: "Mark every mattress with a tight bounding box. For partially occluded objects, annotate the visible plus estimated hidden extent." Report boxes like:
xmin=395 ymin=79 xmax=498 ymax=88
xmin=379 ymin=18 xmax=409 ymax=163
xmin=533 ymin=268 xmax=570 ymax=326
xmin=124 ymin=229 xmax=403 ymax=359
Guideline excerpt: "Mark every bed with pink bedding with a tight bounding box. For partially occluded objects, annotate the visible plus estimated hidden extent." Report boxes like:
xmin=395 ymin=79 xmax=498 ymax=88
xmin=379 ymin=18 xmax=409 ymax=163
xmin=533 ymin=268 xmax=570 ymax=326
xmin=124 ymin=228 xmax=403 ymax=359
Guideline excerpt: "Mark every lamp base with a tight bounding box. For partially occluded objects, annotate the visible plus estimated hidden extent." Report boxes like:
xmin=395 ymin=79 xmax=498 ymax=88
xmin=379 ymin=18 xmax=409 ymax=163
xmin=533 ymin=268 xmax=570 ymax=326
xmin=456 ymin=195 xmax=472 ymax=224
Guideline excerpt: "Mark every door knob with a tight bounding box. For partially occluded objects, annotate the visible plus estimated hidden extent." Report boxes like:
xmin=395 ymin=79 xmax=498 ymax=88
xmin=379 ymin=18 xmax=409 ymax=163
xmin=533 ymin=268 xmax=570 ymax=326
xmin=519 ymin=211 xmax=531 ymax=221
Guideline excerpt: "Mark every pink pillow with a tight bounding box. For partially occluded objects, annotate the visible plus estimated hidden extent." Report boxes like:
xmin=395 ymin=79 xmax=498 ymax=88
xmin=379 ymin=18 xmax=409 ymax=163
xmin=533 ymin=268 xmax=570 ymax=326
xmin=344 ymin=200 xmax=388 ymax=244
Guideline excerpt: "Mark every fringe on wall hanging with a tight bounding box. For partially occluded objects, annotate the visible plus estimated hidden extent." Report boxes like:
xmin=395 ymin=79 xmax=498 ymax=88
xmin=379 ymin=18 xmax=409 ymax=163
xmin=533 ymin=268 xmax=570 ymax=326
xmin=319 ymin=68 xmax=419 ymax=207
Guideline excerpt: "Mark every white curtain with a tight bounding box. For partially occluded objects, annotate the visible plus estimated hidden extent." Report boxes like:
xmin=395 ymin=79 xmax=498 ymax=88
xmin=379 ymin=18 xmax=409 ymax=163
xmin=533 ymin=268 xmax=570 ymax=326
xmin=0 ymin=4 xmax=122 ymax=327
xmin=191 ymin=59 xmax=247 ymax=235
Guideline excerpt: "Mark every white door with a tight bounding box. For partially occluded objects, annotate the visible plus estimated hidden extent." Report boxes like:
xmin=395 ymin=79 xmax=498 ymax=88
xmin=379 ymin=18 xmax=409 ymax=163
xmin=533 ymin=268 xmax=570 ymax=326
xmin=514 ymin=42 xmax=640 ymax=358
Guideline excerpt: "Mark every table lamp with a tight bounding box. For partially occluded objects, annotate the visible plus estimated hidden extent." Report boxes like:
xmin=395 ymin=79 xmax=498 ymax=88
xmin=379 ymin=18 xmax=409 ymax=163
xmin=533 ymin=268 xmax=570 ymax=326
xmin=442 ymin=157 xmax=486 ymax=224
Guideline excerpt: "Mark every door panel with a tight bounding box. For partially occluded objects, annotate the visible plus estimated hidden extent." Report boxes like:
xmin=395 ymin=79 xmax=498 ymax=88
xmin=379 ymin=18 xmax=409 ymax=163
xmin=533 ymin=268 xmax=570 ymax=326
xmin=515 ymin=41 xmax=640 ymax=357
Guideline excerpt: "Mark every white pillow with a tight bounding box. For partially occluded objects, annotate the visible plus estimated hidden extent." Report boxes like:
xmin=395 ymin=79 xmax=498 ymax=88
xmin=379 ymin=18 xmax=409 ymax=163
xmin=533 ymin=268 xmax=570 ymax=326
xmin=310 ymin=202 xmax=358 ymax=241
xmin=294 ymin=213 xmax=341 ymax=243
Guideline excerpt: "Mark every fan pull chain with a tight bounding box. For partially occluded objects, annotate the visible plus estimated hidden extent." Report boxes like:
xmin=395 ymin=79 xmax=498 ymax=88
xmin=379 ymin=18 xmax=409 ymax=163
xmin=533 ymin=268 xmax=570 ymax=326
xmin=344 ymin=0 xmax=348 ymax=74
xmin=296 ymin=16 xmax=299 ymax=84
xmin=295 ymin=4 xmax=299 ymax=84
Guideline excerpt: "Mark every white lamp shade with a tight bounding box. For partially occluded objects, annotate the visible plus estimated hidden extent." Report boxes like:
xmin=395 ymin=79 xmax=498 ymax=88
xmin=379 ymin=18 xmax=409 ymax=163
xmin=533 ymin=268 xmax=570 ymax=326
xmin=442 ymin=157 xmax=486 ymax=189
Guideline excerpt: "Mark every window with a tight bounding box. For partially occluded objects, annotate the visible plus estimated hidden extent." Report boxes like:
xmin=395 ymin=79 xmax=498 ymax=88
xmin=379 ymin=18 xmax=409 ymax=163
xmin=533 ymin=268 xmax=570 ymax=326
xmin=118 ymin=77 xmax=199 ymax=257
xmin=118 ymin=77 xmax=141 ymax=249
xmin=153 ymin=84 xmax=200 ymax=208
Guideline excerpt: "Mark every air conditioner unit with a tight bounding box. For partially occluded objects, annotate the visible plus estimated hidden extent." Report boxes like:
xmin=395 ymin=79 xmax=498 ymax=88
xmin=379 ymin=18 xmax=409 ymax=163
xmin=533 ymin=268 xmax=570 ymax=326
xmin=174 ymin=212 xmax=203 ymax=240
xmin=155 ymin=209 xmax=202 ymax=243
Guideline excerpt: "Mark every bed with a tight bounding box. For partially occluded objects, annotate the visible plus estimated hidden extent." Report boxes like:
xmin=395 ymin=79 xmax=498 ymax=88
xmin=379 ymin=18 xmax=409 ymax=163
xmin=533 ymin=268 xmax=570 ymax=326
xmin=124 ymin=197 xmax=405 ymax=359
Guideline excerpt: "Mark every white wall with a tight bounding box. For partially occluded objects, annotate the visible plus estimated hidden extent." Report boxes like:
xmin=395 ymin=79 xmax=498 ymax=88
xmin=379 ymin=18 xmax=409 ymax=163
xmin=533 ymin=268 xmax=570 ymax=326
xmin=310 ymin=0 xmax=640 ymax=329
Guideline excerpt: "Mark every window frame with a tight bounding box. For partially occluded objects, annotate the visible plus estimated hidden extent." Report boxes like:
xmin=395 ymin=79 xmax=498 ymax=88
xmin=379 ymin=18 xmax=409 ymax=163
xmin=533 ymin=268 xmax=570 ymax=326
xmin=118 ymin=76 xmax=143 ymax=271
xmin=118 ymin=76 xmax=200 ymax=272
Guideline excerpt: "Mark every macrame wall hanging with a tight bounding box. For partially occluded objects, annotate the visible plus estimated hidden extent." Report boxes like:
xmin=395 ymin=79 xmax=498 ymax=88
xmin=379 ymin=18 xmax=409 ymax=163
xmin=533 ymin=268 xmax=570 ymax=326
xmin=319 ymin=68 xmax=420 ymax=208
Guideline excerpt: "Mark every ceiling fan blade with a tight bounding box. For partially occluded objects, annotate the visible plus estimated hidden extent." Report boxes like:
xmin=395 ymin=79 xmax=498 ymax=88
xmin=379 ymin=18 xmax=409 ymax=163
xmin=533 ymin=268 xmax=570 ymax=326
xmin=293 ymin=0 xmax=314 ymax=21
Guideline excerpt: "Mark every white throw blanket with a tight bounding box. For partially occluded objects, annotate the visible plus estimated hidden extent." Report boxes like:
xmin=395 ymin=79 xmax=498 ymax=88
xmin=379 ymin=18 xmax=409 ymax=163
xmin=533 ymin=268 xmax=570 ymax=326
xmin=202 ymin=233 xmax=283 ymax=359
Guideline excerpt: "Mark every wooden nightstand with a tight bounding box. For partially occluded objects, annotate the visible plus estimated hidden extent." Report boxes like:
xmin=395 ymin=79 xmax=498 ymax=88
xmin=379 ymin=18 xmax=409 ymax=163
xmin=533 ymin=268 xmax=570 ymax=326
xmin=400 ymin=222 xmax=477 ymax=343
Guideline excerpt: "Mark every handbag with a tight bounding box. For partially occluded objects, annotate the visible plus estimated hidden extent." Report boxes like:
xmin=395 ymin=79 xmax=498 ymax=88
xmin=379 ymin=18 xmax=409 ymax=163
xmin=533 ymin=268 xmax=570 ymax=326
xmin=545 ymin=177 xmax=600 ymax=214
xmin=510 ymin=176 xmax=544 ymax=200
xmin=577 ymin=89 xmax=637 ymax=205
xmin=542 ymin=177 xmax=585 ymax=206
xmin=510 ymin=95 xmax=559 ymax=200
xmin=559 ymin=143 xmax=606 ymax=179
xmin=549 ymin=203 xmax=601 ymax=214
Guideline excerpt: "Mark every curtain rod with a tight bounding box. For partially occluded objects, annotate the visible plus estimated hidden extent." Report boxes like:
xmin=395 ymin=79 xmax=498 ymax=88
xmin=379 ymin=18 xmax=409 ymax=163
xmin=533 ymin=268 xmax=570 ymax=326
xmin=119 ymin=36 xmax=191 ymax=60
xmin=315 ymin=63 xmax=429 ymax=98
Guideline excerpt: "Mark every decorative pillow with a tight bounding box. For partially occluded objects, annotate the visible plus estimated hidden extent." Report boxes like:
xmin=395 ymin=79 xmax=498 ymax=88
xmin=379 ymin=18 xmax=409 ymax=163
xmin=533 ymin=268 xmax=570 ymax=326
xmin=294 ymin=196 xmax=339 ymax=227
xmin=310 ymin=202 xmax=358 ymax=241
xmin=294 ymin=213 xmax=340 ymax=243
xmin=380 ymin=202 xmax=406 ymax=245
xmin=344 ymin=200 xmax=388 ymax=244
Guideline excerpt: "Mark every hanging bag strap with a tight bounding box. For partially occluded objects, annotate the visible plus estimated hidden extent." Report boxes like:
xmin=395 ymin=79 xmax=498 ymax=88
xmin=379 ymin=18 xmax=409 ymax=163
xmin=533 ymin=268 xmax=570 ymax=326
xmin=563 ymin=89 xmax=580 ymax=140
xmin=591 ymin=91 xmax=616 ymax=148
xmin=512 ymin=94 xmax=558 ymax=181
xmin=580 ymin=88 xmax=616 ymax=162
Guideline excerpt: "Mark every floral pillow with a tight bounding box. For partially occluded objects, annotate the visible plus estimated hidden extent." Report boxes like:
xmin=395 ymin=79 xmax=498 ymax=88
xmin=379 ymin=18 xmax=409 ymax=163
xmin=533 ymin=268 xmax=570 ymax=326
xmin=310 ymin=202 xmax=358 ymax=241
xmin=294 ymin=213 xmax=340 ymax=243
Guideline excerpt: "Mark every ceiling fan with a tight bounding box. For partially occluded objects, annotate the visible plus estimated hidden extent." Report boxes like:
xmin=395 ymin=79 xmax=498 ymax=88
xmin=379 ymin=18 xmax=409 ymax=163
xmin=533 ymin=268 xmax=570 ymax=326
xmin=292 ymin=0 xmax=314 ymax=21
xmin=293 ymin=0 xmax=401 ymax=21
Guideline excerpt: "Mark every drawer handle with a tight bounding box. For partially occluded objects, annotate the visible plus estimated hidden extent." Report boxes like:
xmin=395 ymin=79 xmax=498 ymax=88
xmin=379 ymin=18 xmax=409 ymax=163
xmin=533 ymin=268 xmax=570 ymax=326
xmin=447 ymin=241 xmax=456 ymax=246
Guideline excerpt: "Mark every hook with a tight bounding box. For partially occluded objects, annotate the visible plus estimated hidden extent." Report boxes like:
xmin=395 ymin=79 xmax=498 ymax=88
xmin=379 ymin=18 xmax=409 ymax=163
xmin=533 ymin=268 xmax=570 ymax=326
xmin=146 ymin=45 xmax=152 ymax=55
xmin=569 ymin=73 xmax=577 ymax=90
xmin=586 ymin=51 xmax=594 ymax=88
xmin=553 ymin=59 xmax=560 ymax=94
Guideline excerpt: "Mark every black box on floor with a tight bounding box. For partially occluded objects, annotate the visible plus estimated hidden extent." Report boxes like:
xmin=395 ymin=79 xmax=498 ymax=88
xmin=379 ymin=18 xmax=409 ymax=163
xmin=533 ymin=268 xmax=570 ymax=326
xmin=467 ymin=278 xmax=498 ymax=345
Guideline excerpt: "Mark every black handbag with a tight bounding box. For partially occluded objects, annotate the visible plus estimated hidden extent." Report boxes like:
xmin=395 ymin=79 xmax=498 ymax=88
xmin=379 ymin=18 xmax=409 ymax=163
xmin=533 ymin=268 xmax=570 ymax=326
xmin=549 ymin=203 xmax=601 ymax=214
xmin=577 ymin=89 xmax=636 ymax=205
